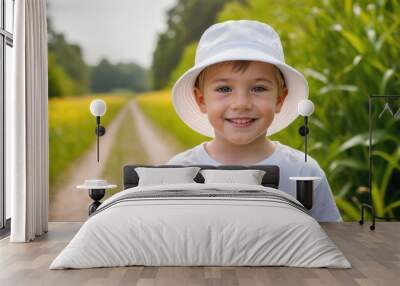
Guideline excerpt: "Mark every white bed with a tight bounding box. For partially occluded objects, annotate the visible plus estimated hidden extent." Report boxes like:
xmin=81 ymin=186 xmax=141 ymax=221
xmin=49 ymin=182 xmax=351 ymax=269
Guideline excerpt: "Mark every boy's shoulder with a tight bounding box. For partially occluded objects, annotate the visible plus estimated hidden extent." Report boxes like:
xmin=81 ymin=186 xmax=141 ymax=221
xmin=275 ymin=141 xmax=323 ymax=174
xmin=276 ymin=141 xmax=312 ymax=162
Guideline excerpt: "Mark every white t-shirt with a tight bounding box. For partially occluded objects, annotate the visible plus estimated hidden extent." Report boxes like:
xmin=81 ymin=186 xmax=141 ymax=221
xmin=165 ymin=140 xmax=342 ymax=222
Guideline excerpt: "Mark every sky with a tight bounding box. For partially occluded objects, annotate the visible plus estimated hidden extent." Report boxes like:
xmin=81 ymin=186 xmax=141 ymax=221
xmin=47 ymin=0 xmax=177 ymax=69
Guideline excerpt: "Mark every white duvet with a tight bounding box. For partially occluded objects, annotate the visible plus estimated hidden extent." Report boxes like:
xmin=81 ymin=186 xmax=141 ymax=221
xmin=49 ymin=183 xmax=351 ymax=269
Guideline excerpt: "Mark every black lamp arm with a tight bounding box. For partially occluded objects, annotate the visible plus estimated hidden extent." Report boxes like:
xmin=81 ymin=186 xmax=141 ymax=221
xmin=305 ymin=116 xmax=308 ymax=162
xmin=94 ymin=116 xmax=106 ymax=162
xmin=298 ymin=116 xmax=309 ymax=162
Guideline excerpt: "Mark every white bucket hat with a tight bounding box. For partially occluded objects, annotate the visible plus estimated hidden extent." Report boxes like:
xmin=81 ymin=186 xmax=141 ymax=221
xmin=172 ymin=19 xmax=309 ymax=137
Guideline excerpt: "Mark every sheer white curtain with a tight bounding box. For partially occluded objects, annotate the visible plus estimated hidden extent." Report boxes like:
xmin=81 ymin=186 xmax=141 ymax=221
xmin=6 ymin=0 xmax=49 ymax=242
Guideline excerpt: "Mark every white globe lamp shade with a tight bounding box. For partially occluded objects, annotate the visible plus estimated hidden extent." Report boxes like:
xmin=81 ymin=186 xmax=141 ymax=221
xmin=90 ymin=99 xmax=107 ymax=117
xmin=298 ymin=99 xmax=315 ymax=117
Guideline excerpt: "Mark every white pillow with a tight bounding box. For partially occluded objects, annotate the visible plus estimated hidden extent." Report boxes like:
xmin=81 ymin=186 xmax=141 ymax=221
xmin=135 ymin=167 xmax=201 ymax=186
xmin=200 ymin=169 xmax=266 ymax=185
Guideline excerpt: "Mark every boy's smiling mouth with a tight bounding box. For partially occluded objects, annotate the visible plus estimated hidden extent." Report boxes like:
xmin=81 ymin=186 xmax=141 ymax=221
xmin=225 ymin=117 xmax=258 ymax=128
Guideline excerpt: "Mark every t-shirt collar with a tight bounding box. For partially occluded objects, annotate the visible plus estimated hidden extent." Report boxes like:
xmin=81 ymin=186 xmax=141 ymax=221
xmin=198 ymin=140 xmax=281 ymax=165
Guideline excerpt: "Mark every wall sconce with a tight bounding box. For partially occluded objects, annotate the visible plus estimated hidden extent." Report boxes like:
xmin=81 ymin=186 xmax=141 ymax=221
xmin=289 ymin=99 xmax=320 ymax=210
xmin=90 ymin=99 xmax=107 ymax=162
xmin=297 ymin=99 xmax=315 ymax=162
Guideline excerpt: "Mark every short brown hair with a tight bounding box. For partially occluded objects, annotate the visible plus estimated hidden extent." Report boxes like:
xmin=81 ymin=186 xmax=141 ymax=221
xmin=194 ymin=60 xmax=286 ymax=95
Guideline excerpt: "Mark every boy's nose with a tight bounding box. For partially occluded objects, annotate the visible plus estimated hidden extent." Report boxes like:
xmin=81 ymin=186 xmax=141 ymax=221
xmin=231 ymin=92 xmax=252 ymax=110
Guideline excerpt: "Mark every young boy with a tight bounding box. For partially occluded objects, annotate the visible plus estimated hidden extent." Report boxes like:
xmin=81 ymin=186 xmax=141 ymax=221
xmin=166 ymin=20 xmax=342 ymax=222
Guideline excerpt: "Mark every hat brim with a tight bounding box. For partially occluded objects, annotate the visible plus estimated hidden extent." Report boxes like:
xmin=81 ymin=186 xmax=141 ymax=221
xmin=172 ymin=47 xmax=309 ymax=137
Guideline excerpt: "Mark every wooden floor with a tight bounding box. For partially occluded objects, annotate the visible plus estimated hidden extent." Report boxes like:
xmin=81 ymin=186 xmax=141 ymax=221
xmin=0 ymin=222 xmax=399 ymax=286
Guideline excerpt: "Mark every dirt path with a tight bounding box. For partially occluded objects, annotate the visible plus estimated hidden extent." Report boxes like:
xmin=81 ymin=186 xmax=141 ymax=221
xmin=128 ymin=100 xmax=181 ymax=165
xmin=49 ymin=105 xmax=130 ymax=221
xmin=49 ymin=99 xmax=182 ymax=222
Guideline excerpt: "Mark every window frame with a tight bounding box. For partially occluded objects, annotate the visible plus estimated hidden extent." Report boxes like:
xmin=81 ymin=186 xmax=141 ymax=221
xmin=0 ymin=0 xmax=14 ymax=234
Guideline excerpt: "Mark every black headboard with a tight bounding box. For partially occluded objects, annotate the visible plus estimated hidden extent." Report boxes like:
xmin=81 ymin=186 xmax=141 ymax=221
xmin=123 ymin=165 xmax=280 ymax=189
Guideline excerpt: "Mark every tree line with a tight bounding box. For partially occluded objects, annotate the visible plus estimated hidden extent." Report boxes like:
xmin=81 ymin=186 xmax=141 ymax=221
xmin=48 ymin=18 xmax=150 ymax=98
xmin=48 ymin=0 xmax=244 ymax=98
xmin=151 ymin=0 xmax=243 ymax=89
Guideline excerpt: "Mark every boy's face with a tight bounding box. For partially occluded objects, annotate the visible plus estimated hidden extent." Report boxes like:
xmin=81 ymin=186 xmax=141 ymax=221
xmin=194 ymin=61 xmax=288 ymax=145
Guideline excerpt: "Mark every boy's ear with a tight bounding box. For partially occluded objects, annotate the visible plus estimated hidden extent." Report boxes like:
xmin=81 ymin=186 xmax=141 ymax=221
xmin=275 ymin=87 xmax=288 ymax=113
xmin=193 ymin=87 xmax=207 ymax=113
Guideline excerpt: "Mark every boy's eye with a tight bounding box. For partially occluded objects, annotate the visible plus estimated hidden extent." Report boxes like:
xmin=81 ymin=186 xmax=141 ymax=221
xmin=216 ymin=86 xmax=231 ymax=93
xmin=252 ymin=86 xmax=268 ymax=92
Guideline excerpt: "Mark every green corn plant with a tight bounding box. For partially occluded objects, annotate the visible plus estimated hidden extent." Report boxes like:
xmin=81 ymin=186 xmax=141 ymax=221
xmin=216 ymin=0 xmax=400 ymax=220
